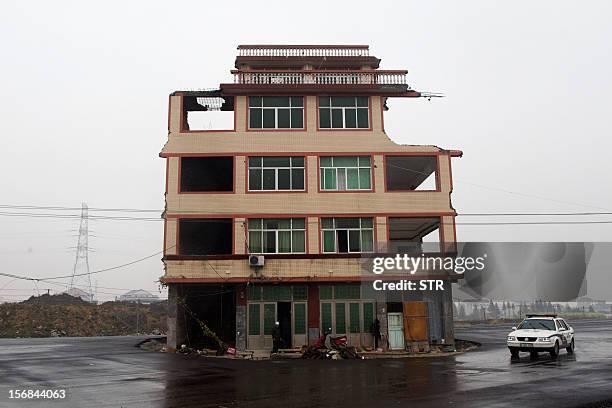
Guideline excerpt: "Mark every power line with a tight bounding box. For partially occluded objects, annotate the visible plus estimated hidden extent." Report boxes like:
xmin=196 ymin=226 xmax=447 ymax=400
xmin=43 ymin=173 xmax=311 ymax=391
xmin=0 ymin=211 xmax=162 ymax=221
xmin=385 ymin=162 xmax=612 ymax=212
xmin=0 ymin=245 xmax=174 ymax=282
xmin=458 ymin=212 xmax=612 ymax=217
xmin=457 ymin=221 xmax=612 ymax=225
xmin=0 ymin=204 xmax=160 ymax=213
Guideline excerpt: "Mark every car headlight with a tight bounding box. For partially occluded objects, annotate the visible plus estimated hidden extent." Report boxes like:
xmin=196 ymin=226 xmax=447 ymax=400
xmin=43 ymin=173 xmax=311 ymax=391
xmin=538 ymin=337 xmax=551 ymax=342
xmin=507 ymin=336 xmax=516 ymax=341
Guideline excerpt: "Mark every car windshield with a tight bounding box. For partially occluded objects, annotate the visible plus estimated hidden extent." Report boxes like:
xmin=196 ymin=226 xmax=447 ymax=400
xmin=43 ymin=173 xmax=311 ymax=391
xmin=517 ymin=319 xmax=555 ymax=331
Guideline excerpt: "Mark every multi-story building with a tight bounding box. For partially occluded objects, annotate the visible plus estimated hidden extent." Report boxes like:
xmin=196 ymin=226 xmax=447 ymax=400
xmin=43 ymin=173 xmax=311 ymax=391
xmin=160 ymin=45 xmax=462 ymax=352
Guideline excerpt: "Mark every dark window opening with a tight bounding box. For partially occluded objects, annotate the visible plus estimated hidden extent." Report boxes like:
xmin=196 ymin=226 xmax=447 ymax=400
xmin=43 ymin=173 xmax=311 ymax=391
xmin=385 ymin=156 xmax=438 ymax=191
xmin=180 ymin=157 xmax=233 ymax=192
xmin=182 ymin=95 xmax=235 ymax=131
xmin=388 ymin=217 xmax=440 ymax=254
xmin=179 ymin=218 xmax=232 ymax=255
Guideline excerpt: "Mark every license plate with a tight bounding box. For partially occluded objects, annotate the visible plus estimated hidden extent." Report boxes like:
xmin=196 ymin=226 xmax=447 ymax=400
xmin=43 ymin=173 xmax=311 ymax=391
xmin=520 ymin=343 xmax=533 ymax=347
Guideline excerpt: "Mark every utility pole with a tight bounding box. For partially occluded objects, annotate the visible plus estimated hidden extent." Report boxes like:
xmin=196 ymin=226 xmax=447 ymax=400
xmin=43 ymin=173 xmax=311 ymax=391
xmin=70 ymin=203 xmax=92 ymax=302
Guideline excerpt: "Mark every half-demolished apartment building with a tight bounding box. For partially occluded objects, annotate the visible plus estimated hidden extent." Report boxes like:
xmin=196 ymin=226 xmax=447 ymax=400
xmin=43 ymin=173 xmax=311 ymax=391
xmin=160 ymin=45 xmax=462 ymax=352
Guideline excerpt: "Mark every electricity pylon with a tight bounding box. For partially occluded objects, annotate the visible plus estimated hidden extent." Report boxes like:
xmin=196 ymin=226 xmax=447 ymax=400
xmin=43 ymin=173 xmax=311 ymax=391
xmin=70 ymin=203 xmax=93 ymax=302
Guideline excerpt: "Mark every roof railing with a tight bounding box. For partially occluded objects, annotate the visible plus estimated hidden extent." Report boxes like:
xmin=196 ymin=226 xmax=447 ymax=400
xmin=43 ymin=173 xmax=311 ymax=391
xmin=237 ymin=45 xmax=370 ymax=57
xmin=231 ymin=70 xmax=408 ymax=86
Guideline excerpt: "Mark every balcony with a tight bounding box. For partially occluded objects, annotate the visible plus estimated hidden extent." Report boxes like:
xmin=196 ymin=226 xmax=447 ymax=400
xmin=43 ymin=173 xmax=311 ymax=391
xmin=237 ymin=45 xmax=370 ymax=57
xmin=231 ymin=70 xmax=409 ymax=87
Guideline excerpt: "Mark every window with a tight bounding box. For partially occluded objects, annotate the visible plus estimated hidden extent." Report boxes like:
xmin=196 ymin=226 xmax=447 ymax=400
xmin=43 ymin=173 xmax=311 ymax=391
xmin=180 ymin=157 xmax=233 ymax=192
xmin=385 ymin=155 xmax=438 ymax=191
xmin=248 ymin=304 xmax=260 ymax=335
xmin=182 ymin=95 xmax=235 ymax=131
xmin=248 ymin=218 xmax=306 ymax=254
xmin=249 ymin=96 xmax=304 ymax=129
xmin=320 ymin=156 xmax=372 ymax=191
xmin=294 ymin=303 xmax=306 ymax=335
xmin=349 ymin=303 xmax=360 ymax=333
xmin=319 ymin=96 xmax=369 ymax=129
xmin=321 ymin=217 xmax=374 ymax=253
xmin=178 ymin=219 xmax=232 ymax=255
xmin=335 ymin=303 xmax=346 ymax=333
xmin=248 ymin=156 xmax=305 ymax=191
xmin=363 ymin=302 xmax=374 ymax=332
xmin=247 ymin=285 xmax=308 ymax=301
xmin=263 ymin=304 xmax=276 ymax=335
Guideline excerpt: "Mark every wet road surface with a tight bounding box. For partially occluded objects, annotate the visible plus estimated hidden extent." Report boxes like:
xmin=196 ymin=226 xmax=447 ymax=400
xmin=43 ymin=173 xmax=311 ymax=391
xmin=1 ymin=319 xmax=611 ymax=407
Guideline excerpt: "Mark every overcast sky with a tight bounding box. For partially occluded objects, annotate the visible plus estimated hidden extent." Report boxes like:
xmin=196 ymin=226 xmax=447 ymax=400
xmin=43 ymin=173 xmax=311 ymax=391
xmin=1 ymin=1 xmax=611 ymax=302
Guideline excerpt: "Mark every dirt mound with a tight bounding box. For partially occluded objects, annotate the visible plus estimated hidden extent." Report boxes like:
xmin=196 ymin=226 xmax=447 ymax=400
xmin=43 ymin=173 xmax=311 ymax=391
xmin=0 ymin=297 xmax=167 ymax=338
xmin=22 ymin=293 xmax=88 ymax=305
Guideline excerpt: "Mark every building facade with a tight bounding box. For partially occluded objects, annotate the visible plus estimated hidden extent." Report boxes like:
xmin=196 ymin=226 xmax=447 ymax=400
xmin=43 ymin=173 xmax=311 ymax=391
xmin=160 ymin=45 xmax=462 ymax=351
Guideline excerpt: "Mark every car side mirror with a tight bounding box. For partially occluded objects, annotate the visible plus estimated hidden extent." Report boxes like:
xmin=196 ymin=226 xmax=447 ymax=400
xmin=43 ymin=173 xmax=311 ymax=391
xmin=511 ymin=326 xmax=517 ymax=331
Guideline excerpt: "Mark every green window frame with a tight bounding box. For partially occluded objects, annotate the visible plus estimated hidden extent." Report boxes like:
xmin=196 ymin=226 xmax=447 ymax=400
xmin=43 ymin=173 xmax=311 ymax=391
xmin=363 ymin=302 xmax=374 ymax=333
xmin=294 ymin=303 xmax=306 ymax=335
xmin=292 ymin=286 xmax=308 ymax=301
xmin=321 ymin=303 xmax=332 ymax=333
xmin=318 ymin=96 xmax=369 ymax=129
xmin=321 ymin=217 xmax=374 ymax=253
xmin=320 ymin=156 xmax=372 ymax=191
xmin=248 ymin=303 xmax=261 ymax=335
xmin=334 ymin=285 xmax=361 ymax=300
xmin=248 ymin=156 xmax=305 ymax=191
xmin=249 ymin=96 xmax=304 ymax=129
xmin=263 ymin=304 xmax=276 ymax=335
xmin=349 ymin=303 xmax=361 ymax=333
xmin=319 ymin=285 xmax=333 ymax=300
xmin=335 ymin=303 xmax=346 ymax=334
xmin=248 ymin=218 xmax=306 ymax=254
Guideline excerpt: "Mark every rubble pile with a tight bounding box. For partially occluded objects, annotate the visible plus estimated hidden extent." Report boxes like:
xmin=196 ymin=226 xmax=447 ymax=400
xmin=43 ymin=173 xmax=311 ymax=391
xmin=0 ymin=294 xmax=167 ymax=338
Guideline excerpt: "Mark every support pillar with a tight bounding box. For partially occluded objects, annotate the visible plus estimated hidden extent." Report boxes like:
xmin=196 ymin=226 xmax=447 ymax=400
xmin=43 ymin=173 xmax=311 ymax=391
xmin=235 ymin=284 xmax=247 ymax=351
xmin=167 ymin=284 xmax=186 ymax=351
xmin=442 ymin=281 xmax=455 ymax=346
xmin=375 ymin=296 xmax=388 ymax=350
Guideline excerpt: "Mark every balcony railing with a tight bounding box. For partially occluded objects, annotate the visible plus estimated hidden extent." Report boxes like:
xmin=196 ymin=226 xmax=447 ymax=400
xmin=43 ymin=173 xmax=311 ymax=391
xmin=231 ymin=70 xmax=408 ymax=86
xmin=237 ymin=45 xmax=370 ymax=57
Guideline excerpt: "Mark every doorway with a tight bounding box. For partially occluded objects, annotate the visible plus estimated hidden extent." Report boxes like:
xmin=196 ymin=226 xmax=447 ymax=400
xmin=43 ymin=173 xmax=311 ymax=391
xmin=387 ymin=312 xmax=405 ymax=350
xmin=278 ymin=302 xmax=292 ymax=348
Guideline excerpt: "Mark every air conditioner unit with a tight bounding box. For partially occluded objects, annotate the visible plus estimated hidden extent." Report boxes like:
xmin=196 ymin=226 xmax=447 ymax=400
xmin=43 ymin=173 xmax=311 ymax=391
xmin=249 ymin=255 xmax=265 ymax=267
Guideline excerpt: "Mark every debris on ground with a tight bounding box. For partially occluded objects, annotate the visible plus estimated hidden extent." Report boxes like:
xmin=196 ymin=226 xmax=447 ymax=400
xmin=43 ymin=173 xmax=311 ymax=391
xmin=301 ymin=333 xmax=362 ymax=359
xmin=0 ymin=294 xmax=167 ymax=338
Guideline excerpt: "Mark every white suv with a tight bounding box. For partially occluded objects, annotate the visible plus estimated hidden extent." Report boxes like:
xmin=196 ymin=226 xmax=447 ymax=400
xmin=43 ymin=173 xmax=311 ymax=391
xmin=507 ymin=314 xmax=574 ymax=358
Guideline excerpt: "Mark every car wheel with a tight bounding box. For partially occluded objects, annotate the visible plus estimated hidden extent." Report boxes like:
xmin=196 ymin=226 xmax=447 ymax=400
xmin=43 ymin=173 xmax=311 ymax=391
xmin=509 ymin=348 xmax=519 ymax=358
xmin=566 ymin=338 xmax=574 ymax=354
xmin=550 ymin=341 xmax=559 ymax=358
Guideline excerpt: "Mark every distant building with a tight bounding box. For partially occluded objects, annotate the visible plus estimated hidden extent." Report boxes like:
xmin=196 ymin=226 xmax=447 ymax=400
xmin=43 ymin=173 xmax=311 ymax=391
xmin=117 ymin=289 xmax=160 ymax=304
xmin=63 ymin=287 xmax=94 ymax=302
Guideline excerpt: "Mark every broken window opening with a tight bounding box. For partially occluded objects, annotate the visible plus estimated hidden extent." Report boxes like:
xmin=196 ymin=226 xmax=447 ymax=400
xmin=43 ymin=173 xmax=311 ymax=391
xmin=178 ymin=218 xmax=233 ymax=255
xmin=182 ymin=95 xmax=235 ymax=131
xmin=387 ymin=217 xmax=440 ymax=254
xmin=180 ymin=156 xmax=234 ymax=192
xmin=385 ymin=156 xmax=438 ymax=191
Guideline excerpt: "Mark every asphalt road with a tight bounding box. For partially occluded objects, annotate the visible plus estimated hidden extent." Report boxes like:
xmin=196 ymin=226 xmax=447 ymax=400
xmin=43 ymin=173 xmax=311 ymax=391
xmin=1 ymin=319 xmax=612 ymax=408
